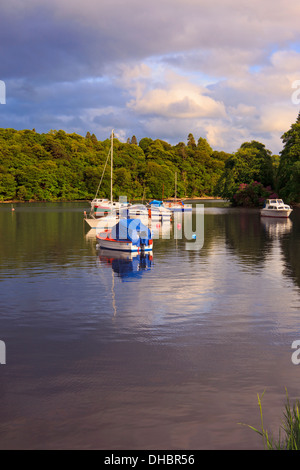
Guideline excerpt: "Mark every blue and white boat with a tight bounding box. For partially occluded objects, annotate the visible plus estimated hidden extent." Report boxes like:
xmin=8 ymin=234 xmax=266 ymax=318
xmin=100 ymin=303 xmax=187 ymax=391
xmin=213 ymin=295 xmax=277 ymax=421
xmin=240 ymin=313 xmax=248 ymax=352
xmin=147 ymin=200 xmax=172 ymax=221
xmin=96 ymin=218 xmax=153 ymax=252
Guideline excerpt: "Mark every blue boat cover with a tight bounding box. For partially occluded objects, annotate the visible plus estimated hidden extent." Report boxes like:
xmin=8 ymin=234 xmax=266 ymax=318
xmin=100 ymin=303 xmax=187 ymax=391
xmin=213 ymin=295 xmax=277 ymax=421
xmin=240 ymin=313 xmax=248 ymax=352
xmin=111 ymin=254 xmax=153 ymax=281
xmin=111 ymin=218 xmax=152 ymax=246
xmin=149 ymin=200 xmax=163 ymax=206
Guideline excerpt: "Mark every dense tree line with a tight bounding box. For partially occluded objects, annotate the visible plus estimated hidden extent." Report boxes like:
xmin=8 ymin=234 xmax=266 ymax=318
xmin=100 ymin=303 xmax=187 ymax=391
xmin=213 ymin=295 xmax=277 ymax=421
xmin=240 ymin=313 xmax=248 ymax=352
xmin=217 ymin=113 xmax=300 ymax=205
xmin=0 ymin=115 xmax=299 ymax=204
xmin=0 ymin=128 xmax=230 ymax=202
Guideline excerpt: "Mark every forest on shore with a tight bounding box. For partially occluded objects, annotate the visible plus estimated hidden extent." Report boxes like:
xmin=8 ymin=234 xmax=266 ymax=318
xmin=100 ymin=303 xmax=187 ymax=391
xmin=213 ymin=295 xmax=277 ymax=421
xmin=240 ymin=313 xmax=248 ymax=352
xmin=0 ymin=112 xmax=300 ymax=206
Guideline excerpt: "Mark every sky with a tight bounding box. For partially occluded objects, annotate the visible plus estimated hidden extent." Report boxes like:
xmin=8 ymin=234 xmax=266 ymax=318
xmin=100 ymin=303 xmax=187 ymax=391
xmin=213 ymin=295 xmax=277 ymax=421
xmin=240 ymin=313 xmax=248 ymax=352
xmin=1 ymin=0 xmax=300 ymax=154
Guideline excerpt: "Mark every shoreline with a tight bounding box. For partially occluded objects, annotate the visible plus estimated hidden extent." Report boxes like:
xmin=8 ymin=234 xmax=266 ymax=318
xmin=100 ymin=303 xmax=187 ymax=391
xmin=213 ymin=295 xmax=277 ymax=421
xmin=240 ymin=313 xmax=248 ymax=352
xmin=0 ymin=196 xmax=225 ymax=204
xmin=0 ymin=199 xmax=91 ymax=204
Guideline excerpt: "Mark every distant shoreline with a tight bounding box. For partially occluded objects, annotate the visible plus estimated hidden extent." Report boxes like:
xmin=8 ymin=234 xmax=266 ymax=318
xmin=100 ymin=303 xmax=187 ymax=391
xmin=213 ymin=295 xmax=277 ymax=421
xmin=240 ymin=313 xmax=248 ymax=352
xmin=3 ymin=197 xmax=298 ymax=207
xmin=0 ymin=199 xmax=91 ymax=204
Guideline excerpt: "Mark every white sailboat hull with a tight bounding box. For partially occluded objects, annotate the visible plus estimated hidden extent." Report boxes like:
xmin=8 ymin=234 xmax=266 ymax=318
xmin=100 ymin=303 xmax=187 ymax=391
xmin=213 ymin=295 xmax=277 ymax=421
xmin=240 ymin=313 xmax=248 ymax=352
xmin=163 ymin=202 xmax=192 ymax=212
xmin=96 ymin=236 xmax=153 ymax=252
xmin=97 ymin=238 xmax=138 ymax=251
xmin=84 ymin=215 xmax=119 ymax=230
xmin=148 ymin=208 xmax=172 ymax=221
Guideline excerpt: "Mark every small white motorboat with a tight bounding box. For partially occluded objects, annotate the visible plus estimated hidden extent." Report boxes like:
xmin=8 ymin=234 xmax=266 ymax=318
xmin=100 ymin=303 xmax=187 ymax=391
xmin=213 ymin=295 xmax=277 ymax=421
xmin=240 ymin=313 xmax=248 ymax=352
xmin=260 ymin=199 xmax=293 ymax=218
xmin=149 ymin=205 xmax=172 ymax=221
xmin=147 ymin=200 xmax=172 ymax=221
xmin=120 ymin=204 xmax=149 ymax=224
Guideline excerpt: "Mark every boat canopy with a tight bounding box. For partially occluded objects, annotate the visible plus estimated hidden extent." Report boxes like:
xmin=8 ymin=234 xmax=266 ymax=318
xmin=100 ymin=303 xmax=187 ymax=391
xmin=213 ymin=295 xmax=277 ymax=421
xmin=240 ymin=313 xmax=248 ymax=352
xmin=111 ymin=218 xmax=152 ymax=246
xmin=149 ymin=200 xmax=163 ymax=206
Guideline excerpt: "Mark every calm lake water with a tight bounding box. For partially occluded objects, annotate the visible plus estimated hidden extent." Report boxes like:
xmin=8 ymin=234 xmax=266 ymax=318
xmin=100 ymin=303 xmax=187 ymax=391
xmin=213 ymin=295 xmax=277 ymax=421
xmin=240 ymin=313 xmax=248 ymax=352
xmin=0 ymin=200 xmax=300 ymax=450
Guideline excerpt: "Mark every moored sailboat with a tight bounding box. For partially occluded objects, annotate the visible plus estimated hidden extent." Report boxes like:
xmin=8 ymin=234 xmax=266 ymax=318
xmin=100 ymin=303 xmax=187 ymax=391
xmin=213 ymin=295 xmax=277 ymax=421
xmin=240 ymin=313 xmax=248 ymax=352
xmin=162 ymin=172 xmax=192 ymax=212
xmin=147 ymin=200 xmax=172 ymax=221
xmin=96 ymin=218 xmax=153 ymax=252
xmin=84 ymin=129 xmax=130 ymax=227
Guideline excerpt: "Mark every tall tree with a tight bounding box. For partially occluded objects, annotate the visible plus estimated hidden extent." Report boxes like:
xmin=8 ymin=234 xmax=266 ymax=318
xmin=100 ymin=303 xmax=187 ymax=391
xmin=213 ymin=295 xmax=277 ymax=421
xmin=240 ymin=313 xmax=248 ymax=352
xmin=187 ymin=133 xmax=196 ymax=149
xmin=197 ymin=137 xmax=213 ymax=155
xmin=277 ymin=111 xmax=300 ymax=202
xmin=91 ymin=133 xmax=98 ymax=144
xmin=218 ymin=140 xmax=274 ymax=200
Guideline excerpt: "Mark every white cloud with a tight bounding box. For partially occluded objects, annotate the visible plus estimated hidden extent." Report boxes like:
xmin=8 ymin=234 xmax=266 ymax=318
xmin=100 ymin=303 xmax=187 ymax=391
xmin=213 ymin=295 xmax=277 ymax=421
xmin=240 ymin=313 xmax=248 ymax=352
xmin=2 ymin=0 xmax=300 ymax=153
xmin=128 ymin=86 xmax=226 ymax=119
xmin=122 ymin=67 xmax=226 ymax=120
xmin=259 ymin=107 xmax=298 ymax=134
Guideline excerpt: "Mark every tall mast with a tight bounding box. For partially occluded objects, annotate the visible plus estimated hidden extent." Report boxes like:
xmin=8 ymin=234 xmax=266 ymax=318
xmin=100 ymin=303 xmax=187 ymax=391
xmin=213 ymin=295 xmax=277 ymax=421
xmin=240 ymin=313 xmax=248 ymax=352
xmin=110 ymin=129 xmax=114 ymax=206
xmin=175 ymin=171 xmax=177 ymax=202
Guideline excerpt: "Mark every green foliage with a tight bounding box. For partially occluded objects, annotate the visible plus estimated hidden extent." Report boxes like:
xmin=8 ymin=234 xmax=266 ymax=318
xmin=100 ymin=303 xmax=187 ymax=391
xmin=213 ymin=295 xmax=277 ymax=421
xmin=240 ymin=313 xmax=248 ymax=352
xmin=144 ymin=161 xmax=172 ymax=199
xmin=139 ymin=137 xmax=153 ymax=154
xmin=187 ymin=133 xmax=196 ymax=149
xmin=0 ymin=172 xmax=16 ymax=201
xmin=0 ymin=125 xmax=292 ymax=204
xmin=277 ymin=112 xmax=300 ymax=202
xmin=218 ymin=140 xmax=275 ymax=200
xmin=231 ymin=181 xmax=278 ymax=207
xmin=242 ymin=390 xmax=300 ymax=450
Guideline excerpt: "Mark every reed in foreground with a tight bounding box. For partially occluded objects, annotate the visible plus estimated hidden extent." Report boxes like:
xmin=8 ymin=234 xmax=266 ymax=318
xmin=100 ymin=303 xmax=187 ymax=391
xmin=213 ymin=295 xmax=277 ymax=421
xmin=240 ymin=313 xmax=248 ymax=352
xmin=241 ymin=389 xmax=300 ymax=450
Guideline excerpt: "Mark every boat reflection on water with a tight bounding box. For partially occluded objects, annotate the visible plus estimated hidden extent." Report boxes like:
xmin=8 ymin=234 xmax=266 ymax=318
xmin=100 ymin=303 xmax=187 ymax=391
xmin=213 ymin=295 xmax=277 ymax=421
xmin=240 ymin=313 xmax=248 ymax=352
xmin=98 ymin=248 xmax=153 ymax=281
xmin=261 ymin=217 xmax=293 ymax=238
xmin=150 ymin=220 xmax=171 ymax=239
